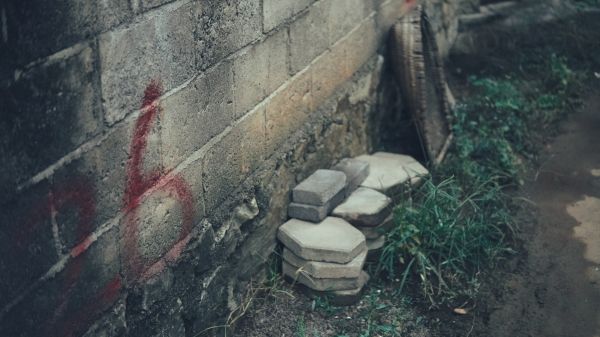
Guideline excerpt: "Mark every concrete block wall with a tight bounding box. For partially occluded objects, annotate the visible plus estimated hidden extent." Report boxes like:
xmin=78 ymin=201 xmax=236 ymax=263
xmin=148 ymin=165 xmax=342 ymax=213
xmin=0 ymin=0 xmax=461 ymax=336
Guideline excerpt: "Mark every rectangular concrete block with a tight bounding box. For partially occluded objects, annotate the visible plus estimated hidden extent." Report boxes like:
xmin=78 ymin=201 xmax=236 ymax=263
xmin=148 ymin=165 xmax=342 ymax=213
xmin=332 ymin=158 xmax=370 ymax=196
xmin=288 ymin=202 xmax=328 ymax=223
xmin=265 ymin=68 xmax=312 ymax=154
xmin=161 ymin=61 xmax=235 ymax=168
xmin=263 ymin=0 xmax=313 ymax=32
xmin=195 ymin=0 xmax=262 ymax=70
xmin=233 ymin=29 xmax=289 ymax=119
xmin=288 ymin=186 xmax=345 ymax=222
xmin=0 ymin=43 xmax=102 ymax=195
xmin=99 ymin=1 xmax=195 ymax=124
xmin=202 ymin=106 xmax=266 ymax=211
xmin=2 ymin=0 xmax=131 ymax=69
xmin=293 ymin=169 xmax=347 ymax=206
xmin=288 ymin=1 xmax=330 ymax=74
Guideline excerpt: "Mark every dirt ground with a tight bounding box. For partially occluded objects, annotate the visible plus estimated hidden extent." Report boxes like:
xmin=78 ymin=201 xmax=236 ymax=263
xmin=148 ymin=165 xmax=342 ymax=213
xmin=471 ymin=91 xmax=600 ymax=337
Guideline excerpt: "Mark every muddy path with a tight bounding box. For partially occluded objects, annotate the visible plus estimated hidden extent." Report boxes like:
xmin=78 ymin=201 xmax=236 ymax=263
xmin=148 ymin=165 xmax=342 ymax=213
xmin=479 ymin=92 xmax=600 ymax=337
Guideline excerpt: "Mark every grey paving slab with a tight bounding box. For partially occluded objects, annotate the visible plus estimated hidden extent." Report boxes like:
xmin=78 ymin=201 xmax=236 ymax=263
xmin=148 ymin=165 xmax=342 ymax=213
xmin=332 ymin=187 xmax=391 ymax=227
xmin=332 ymin=158 xmax=370 ymax=196
xmin=283 ymin=248 xmax=367 ymax=279
xmin=356 ymin=152 xmax=429 ymax=195
xmin=293 ymin=169 xmax=347 ymax=206
xmin=294 ymin=271 xmax=370 ymax=306
xmin=277 ymin=217 xmax=366 ymax=263
xmin=282 ymin=261 xmax=364 ymax=291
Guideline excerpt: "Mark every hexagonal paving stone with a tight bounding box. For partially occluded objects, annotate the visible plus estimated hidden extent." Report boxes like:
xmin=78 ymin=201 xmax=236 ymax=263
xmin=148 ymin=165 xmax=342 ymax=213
xmin=282 ymin=261 xmax=365 ymax=291
xmin=332 ymin=187 xmax=391 ymax=227
xmin=277 ymin=217 xmax=366 ymax=263
xmin=294 ymin=271 xmax=370 ymax=306
xmin=283 ymin=248 xmax=367 ymax=279
xmin=355 ymin=152 xmax=428 ymax=194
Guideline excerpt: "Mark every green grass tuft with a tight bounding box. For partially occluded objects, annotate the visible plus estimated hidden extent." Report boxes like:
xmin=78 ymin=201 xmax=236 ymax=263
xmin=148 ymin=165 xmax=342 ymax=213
xmin=379 ymin=49 xmax=583 ymax=306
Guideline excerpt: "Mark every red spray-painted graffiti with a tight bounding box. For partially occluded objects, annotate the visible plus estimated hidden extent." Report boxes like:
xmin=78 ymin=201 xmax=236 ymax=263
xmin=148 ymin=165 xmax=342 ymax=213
xmin=7 ymin=79 xmax=196 ymax=337
xmin=122 ymin=79 xmax=195 ymax=282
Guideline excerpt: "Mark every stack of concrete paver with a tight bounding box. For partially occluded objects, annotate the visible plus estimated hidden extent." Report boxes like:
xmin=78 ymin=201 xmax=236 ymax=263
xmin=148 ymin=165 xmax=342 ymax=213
xmin=278 ymin=152 xmax=429 ymax=305
xmin=277 ymin=217 xmax=369 ymax=305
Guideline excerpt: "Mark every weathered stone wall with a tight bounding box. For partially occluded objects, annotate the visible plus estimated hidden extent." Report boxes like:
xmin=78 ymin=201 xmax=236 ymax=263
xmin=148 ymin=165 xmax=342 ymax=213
xmin=0 ymin=1 xmax=462 ymax=336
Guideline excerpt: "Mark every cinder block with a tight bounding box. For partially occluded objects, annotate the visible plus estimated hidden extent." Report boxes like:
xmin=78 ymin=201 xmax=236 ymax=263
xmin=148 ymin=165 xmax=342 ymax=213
xmin=331 ymin=158 xmax=370 ymax=195
xmin=99 ymin=1 xmax=196 ymax=124
xmin=310 ymin=42 xmax=350 ymax=108
xmin=2 ymin=0 xmax=131 ymax=69
xmin=52 ymin=109 xmax=162 ymax=250
xmin=123 ymin=187 xmax=190 ymax=269
xmin=292 ymin=169 xmax=346 ymax=206
xmin=195 ymin=0 xmax=262 ymax=70
xmin=161 ymin=60 xmax=235 ymax=168
xmin=265 ymin=68 xmax=312 ymax=154
xmin=202 ymin=106 xmax=266 ymax=211
xmin=327 ymin=0 xmax=371 ymax=44
xmin=0 ymin=225 xmax=121 ymax=337
xmin=0 ymin=181 xmax=57 ymax=309
xmin=0 ymin=43 xmax=101 ymax=195
xmin=263 ymin=0 xmax=313 ymax=32
xmin=233 ymin=29 xmax=289 ymax=119
xmin=344 ymin=15 xmax=378 ymax=78
xmin=288 ymin=2 xmax=330 ymax=74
